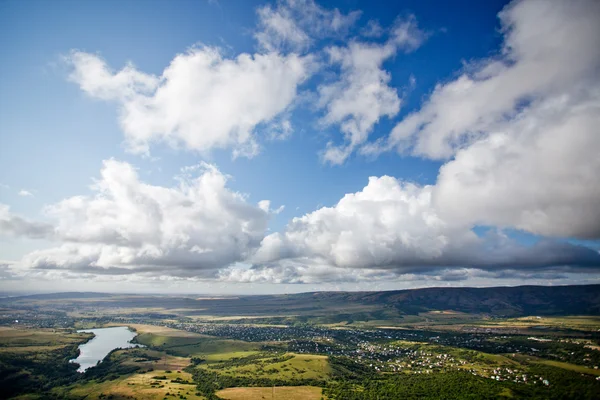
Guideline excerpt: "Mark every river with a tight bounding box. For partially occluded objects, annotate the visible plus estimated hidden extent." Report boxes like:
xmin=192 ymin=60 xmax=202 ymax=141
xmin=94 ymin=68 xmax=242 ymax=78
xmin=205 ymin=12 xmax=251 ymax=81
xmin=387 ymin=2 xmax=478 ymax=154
xmin=70 ymin=326 xmax=140 ymax=372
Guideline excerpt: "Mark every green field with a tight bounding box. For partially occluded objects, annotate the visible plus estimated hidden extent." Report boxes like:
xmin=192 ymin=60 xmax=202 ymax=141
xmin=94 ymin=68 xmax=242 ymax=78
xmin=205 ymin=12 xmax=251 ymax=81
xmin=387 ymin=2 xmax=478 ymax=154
xmin=0 ymin=326 xmax=91 ymax=348
xmin=203 ymin=351 xmax=261 ymax=362
xmin=131 ymin=325 xmax=259 ymax=358
xmin=198 ymin=352 xmax=331 ymax=381
xmin=168 ymin=339 xmax=258 ymax=357
xmin=68 ymin=369 xmax=205 ymax=400
xmin=536 ymin=360 xmax=600 ymax=376
xmin=0 ymin=326 xmax=91 ymax=364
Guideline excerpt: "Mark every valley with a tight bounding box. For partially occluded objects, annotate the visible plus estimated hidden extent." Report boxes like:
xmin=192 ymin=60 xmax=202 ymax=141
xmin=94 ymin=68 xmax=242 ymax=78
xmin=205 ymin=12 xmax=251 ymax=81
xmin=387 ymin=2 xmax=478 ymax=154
xmin=1 ymin=286 xmax=600 ymax=399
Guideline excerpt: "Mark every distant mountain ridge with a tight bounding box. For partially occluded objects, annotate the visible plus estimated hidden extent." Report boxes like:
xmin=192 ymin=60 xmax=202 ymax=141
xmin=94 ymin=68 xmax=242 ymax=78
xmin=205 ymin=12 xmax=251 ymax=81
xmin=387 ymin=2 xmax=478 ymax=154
xmin=290 ymin=284 xmax=600 ymax=316
xmin=3 ymin=284 xmax=600 ymax=317
xmin=3 ymin=292 xmax=114 ymax=300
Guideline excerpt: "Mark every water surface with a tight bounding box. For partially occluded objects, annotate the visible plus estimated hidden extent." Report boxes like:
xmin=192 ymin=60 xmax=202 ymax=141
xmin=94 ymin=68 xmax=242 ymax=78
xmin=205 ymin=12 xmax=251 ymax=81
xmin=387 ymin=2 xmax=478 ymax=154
xmin=70 ymin=326 xmax=139 ymax=372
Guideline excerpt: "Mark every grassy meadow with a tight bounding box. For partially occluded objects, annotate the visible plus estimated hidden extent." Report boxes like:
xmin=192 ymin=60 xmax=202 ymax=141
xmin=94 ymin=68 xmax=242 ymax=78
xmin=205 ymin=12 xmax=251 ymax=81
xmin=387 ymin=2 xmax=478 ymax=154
xmin=197 ymin=352 xmax=331 ymax=381
xmin=129 ymin=323 xmax=260 ymax=359
xmin=67 ymin=370 xmax=205 ymax=400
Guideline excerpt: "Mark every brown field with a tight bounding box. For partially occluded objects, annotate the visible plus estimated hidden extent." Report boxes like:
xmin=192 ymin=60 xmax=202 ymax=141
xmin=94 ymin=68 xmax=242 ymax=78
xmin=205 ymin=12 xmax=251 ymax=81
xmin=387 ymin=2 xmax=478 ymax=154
xmin=68 ymin=307 xmax=173 ymax=318
xmin=375 ymin=326 xmax=411 ymax=330
xmin=424 ymin=310 xmax=472 ymax=316
xmin=117 ymin=323 xmax=205 ymax=337
xmin=187 ymin=315 xmax=293 ymax=322
xmin=195 ymin=297 xmax=239 ymax=300
xmin=216 ymin=386 xmax=323 ymax=400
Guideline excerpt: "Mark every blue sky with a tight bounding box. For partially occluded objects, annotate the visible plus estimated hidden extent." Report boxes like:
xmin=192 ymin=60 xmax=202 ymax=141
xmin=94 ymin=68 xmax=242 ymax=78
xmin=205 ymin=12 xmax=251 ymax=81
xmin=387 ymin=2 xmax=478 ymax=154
xmin=1 ymin=0 xmax=599 ymax=294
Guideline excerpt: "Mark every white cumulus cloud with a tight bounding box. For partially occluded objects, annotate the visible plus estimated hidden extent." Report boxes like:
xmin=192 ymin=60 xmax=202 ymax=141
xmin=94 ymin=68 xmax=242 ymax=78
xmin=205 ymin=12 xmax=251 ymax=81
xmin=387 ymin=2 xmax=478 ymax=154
xmin=18 ymin=190 xmax=33 ymax=197
xmin=20 ymin=160 xmax=270 ymax=276
xmin=67 ymin=47 xmax=314 ymax=157
xmin=0 ymin=204 xmax=53 ymax=239
xmin=243 ymin=174 xmax=600 ymax=283
xmin=318 ymin=16 xmax=426 ymax=164
xmin=383 ymin=0 xmax=600 ymax=159
xmin=255 ymin=0 xmax=361 ymax=53
xmin=361 ymin=0 xmax=600 ymax=239
xmin=434 ymin=90 xmax=600 ymax=239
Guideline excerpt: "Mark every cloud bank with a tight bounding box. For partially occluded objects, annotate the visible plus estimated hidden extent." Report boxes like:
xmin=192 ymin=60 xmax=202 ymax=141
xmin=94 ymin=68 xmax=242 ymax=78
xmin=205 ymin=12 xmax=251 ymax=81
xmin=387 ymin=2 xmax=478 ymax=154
xmin=242 ymin=175 xmax=600 ymax=283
